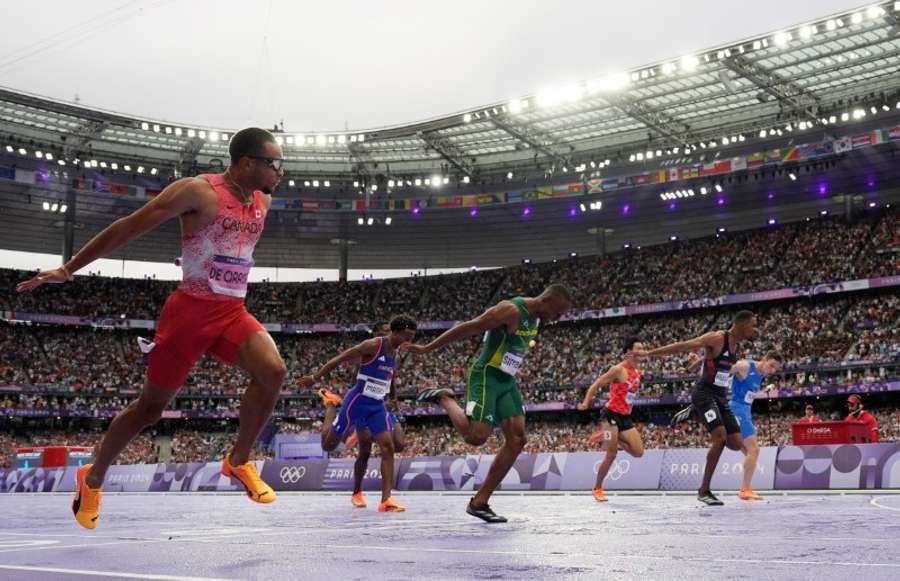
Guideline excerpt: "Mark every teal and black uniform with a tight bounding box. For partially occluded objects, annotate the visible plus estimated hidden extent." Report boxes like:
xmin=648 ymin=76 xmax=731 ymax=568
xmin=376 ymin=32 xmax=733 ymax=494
xmin=465 ymin=297 xmax=539 ymax=425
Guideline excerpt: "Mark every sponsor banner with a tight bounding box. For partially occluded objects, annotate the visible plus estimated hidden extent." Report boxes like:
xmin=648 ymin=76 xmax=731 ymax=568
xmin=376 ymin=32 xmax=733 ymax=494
xmin=556 ymin=451 xmax=663 ymax=490
xmin=660 ymin=447 xmax=778 ymax=490
xmin=0 ymin=467 xmax=69 ymax=493
xmin=260 ymin=460 xmax=328 ymax=491
xmin=775 ymin=443 xmax=900 ymax=489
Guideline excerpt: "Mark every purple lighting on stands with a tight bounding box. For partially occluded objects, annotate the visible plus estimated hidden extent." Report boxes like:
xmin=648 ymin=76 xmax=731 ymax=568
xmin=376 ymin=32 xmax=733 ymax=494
xmin=817 ymin=183 xmax=828 ymax=195
xmin=668 ymin=202 xmax=676 ymax=211
xmin=522 ymin=207 xmax=531 ymax=217
xmin=469 ymin=207 xmax=477 ymax=217
xmin=767 ymin=192 xmax=774 ymax=200
xmin=717 ymin=197 xmax=725 ymax=206
xmin=621 ymin=203 xmax=630 ymax=215
xmin=768 ymin=217 xmax=777 ymax=226
xmin=412 ymin=206 xmax=420 ymax=215
xmin=568 ymin=206 xmax=577 ymax=217
xmin=867 ymin=177 xmax=876 ymax=188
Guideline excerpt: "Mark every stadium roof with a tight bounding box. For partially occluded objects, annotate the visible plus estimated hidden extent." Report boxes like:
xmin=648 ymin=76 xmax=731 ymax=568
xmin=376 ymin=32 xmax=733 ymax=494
xmin=2 ymin=2 xmax=900 ymax=269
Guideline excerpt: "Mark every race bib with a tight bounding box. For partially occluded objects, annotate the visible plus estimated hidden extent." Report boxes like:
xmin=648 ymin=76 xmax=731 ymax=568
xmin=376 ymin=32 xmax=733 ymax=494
xmin=499 ymin=350 xmax=525 ymax=376
xmin=208 ymin=255 xmax=253 ymax=298
xmin=744 ymin=390 xmax=756 ymax=404
xmin=358 ymin=374 xmax=390 ymax=400
xmin=625 ymin=391 xmax=637 ymax=405
xmin=714 ymin=370 xmax=732 ymax=388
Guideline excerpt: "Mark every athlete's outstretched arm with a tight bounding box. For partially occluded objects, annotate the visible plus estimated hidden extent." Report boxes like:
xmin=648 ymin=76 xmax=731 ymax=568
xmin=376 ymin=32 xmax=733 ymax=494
xmin=16 ymin=178 xmax=202 ymax=292
xmin=644 ymin=332 xmax=719 ymax=358
xmin=730 ymin=359 xmax=751 ymax=381
xmin=578 ymin=365 xmax=626 ymax=410
xmin=298 ymin=339 xmax=378 ymax=387
xmin=401 ymin=302 xmax=519 ymax=354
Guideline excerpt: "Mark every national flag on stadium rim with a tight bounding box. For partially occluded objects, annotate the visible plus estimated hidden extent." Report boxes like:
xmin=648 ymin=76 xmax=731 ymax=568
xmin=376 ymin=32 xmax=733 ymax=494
xmin=601 ymin=178 xmax=620 ymax=190
xmin=477 ymin=194 xmax=496 ymax=206
xmin=630 ymin=173 xmax=650 ymax=186
xmin=668 ymin=168 xmax=680 ymax=181
xmin=522 ymin=190 xmax=538 ymax=201
xmin=587 ymin=179 xmax=603 ymax=193
xmin=833 ymin=136 xmax=853 ymax=153
xmin=781 ymin=147 xmax=800 ymax=162
xmin=354 ymin=200 xmax=367 ymax=211
xmin=302 ymin=200 xmax=319 ymax=212
xmin=699 ymin=160 xmax=731 ymax=176
xmin=852 ymin=134 xmax=873 ymax=149
xmin=765 ymin=149 xmax=782 ymax=163
xmin=654 ymin=169 xmax=667 ymax=184
xmin=746 ymin=152 xmax=765 ymax=168
xmin=683 ymin=166 xmax=701 ymax=179
xmin=731 ymin=157 xmax=747 ymax=171
xmin=109 ymin=183 xmax=129 ymax=195
xmin=507 ymin=190 xmax=524 ymax=203
xmin=461 ymin=195 xmax=478 ymax=207
xmin=318 ymin=200 xmax=337 ymax=210
xmin=872 ymin=129 xmax=889 ymax=145
xmin=437 ymin=196 xmax=462 ymax=208
xmin=550 ymin=185 xmax=567 ymax=197
xmin=889 ymin=126 xmax=900 ymax=141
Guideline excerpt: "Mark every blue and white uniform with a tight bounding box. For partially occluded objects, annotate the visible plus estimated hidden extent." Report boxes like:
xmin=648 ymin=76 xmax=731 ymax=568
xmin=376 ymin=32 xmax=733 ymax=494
xmin=729 ymin=360 xmax=762 ymax=439
xmin=332 ymin=337 xmax=396 ymax=437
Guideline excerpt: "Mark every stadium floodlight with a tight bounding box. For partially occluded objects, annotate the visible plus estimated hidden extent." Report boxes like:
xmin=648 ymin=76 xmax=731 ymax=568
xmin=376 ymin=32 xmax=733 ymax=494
xmin=852 ymin=108 xmax=866 ymax=119
xmin=443 ymin=176 xmax=450 ymax=185
xmin=829 ymin=115 xmax=837 ymax=123
xmin=788 ymin=172 xmax=797 ymax=181
xmin=327 ymin=136 xmax=336 ymax=145
xmin=387 ymin=179 xmax=395 ymax=188
xmin=851 ymin=12 xmax=864 ymax=24
xmin=110 ymin=162 xmax=118 ymax=170
xmin=4 ymin=145 xmax=11 ymax=152
xmin=645 ymin=151 xmax=654 ymax=160
xmin=462 ymin=175 xmax=470 ymax=184
xmin=506 ymin=171 xmax=513 ymax=179
xmin=385 ymin=217 xmax=392 ymax=225
xmin=304 ymin=180 xmax=310 ymax=187
xmin=209 ymin=131 xmax=219 ymax=142
xmin=312 ymin=180 xmax=320 ymax=187
xmin=841 ymin=112 xmax=850 ymax=121
xmin=799 ymin=25 xmax=815 ymax=39
xmin=316 ymin=135 xmax=326 ymax=146
xmin=463 ymin=113 xmax=472 ymax=123
xmin=636 ymin=152 xmax=644 ymax=161
xmin=371 ymin=184 xmax=378 ymax=192
xmin=337 ymin=135 xmax=347 ymax=144
xmin=165 ymin=126 xmax=172 ymax=134
xmin=670 ymin=235 xmax=678 ymax=241
xmin=715 ymin=184 xmax=723 ymax=193
xmin=50 ymin=203 xmax=58 ymax=212
xmin=721 ymin=136 xmax=730 ymax=145
xmin=700 ymin=186 xmax=708 ymax=195
xmin=508 ymin=99 xmax=523 ymax=114
xmin=324 ymin=180 xmax=330 ymax=188
xmin=357 ymin=217 xmax=364 ymax=225
xmin=152 ymin=124 xmax=161 ymax=133
xmin=137 ymin=166 xmax=145 ymax=173
xmin=768 ymin=218 xmax=777 ymax=225
xmin=150 ymin=168 xmax=158 ymax=176
xmin=42 ymin=201 xmax=50 ymax=210
xmin=414 ymin=178 xmax=422 ymax=186
xmin=275 ymin=136 xmax=284 ymax=145
xmin=288 ymin=180 xmax=295 ymax=187
xmin=57 ymin=159 xmax=65 ymax=166
xmin=174 ymin=128 xmax=183 ymax=137
xmin=123 ymin=164 xmax=131 ymax=171
xmin=367 ymin=217 xmax=374 ymax=226
xmin=680 ymin=55 xmax=699 ymax=72
xmin=661 ymin=62 xmax=677 ymax=75
xmin=187 ymin=129 xmax=196 ymax=138
xmin=870 ymin=106 xmax=878 ymax=115
xmin=431 ymin=175 xmax=441 ymax=187
xmin=60 ymin=204 xmax=67 ymax=213
xmin=773 ymin=31 xmax=791 ymax=46
xmin=629 ymin=154 xmax=636 ymax=162
xmin=18 ymin=147 xmax=26 ymax=155
xmin=141 ymin=122 xmax=150 ymax=130
xmin=424 ymin=178 xmax=431 ymax=186
xmin=220 ymin=133 xmax=229 ymax=141
xmin=198 ymin=131 xmax=207 ymax=139
xmin=867 ymin=5 xmax=885 ymax=19
xmin=35 ymin=151 xmax=43 ymax=158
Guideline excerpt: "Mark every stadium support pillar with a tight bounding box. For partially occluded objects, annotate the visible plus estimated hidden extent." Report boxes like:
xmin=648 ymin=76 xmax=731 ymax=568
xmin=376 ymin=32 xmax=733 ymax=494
xmin=62 ymin=186 xmax=77 ymax=263
xmin=339 ymin=239 xmax=349 ymax=282
xmin=588 ymin=227 xmax=612 ymax=257
xmin=845 ymin=195 xmax=853 ymax=223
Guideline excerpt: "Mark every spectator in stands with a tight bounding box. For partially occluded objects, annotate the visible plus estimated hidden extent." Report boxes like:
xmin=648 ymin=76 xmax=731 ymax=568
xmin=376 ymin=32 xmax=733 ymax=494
xmin=797 ymin=403 xmax=820 ymax=423
xmin=845 ymin=394 xmax=879 ymax=442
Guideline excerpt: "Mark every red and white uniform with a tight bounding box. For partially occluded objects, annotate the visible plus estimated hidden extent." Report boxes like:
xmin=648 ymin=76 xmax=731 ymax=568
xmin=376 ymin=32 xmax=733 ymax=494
xmin=605 ymin=361 xmax=642 ymax=416
xmin=147 ymin=174 xmax=267 ymax=389
xmin=846 ymin=410 xmax=879 ymax=442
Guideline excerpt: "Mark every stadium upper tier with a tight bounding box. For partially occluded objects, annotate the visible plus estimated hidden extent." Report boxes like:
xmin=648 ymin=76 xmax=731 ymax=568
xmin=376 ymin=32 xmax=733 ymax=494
xmin=2 ymin=2 xmax=900 ymax=187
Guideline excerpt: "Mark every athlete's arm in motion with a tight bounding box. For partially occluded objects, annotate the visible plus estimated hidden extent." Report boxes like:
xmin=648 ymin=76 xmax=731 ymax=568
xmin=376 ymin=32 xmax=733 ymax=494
xmin=642 ymin=332 xmax=721 ymax=358
xmin=730 ymin=359 xmax=751 ymax=381
xmin=16 ymin=178 xmax=203 ymax=292
xmin=297 ymin=339 xmax=379 ymax=387
xmin=684 ymin=352 xmax=703 ymax=374
xmin=577 ymin=364 xmax=626 ymax=410
xmin=401 ymin=302 xmax=520 ymax=354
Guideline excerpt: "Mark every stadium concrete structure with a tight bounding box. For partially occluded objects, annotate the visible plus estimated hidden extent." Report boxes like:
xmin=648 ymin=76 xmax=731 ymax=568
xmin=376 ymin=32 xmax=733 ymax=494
xmin=1 ymin=1 xmax=900 ymax=270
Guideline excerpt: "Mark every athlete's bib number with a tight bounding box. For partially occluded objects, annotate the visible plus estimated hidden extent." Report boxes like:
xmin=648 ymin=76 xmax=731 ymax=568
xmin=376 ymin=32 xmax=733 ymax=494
xmin=208 ymin=254 xmax=253 ymax=298
xmin=625 ymin=391 xmax=636 ymax=405
xmin=744 ymin=390 xmax=756 ymax=404
xmin=359 ymin=374 xmax=390 ymax=400
xmin=714 ymin=371 xmax=732 ymax=388
xmin=499 ymin=350 xmax=525 ymax=376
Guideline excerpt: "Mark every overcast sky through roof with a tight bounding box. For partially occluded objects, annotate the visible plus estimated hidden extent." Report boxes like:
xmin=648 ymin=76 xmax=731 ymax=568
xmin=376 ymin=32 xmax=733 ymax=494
xmin=0 ymin=0 xmax=869 ymax=131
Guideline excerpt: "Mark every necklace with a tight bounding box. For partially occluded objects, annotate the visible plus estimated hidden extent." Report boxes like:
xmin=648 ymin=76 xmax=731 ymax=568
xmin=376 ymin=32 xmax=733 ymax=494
xmin=223 ymin=170 xmax=253 ymax=206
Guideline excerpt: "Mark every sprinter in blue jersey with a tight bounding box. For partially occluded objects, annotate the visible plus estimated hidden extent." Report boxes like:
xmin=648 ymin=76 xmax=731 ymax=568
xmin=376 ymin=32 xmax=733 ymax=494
xmin=299 ymin=314 xmax=417 ymax=512
xmin=729 ymin=350 xmax=782 ymax=501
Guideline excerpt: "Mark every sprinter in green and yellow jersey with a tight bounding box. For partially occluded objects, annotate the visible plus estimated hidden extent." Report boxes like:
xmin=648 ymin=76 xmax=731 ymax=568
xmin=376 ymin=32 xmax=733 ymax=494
xmin=403 ymin=284 xmax=572 ymax=522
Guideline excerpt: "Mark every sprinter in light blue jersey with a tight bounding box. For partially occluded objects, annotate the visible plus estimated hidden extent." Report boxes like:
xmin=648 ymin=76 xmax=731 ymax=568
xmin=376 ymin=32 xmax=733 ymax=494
xmin=729 ymin=350 xmax=782 ymax=501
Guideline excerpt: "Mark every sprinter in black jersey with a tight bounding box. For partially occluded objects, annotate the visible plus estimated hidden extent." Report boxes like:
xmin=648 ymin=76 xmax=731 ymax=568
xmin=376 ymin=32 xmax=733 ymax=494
xmin=637 ymin=311 xmax=758 ymax=505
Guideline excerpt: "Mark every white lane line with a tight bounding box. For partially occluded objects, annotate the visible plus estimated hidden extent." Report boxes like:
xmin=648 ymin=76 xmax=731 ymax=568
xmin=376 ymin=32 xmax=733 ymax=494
xmin=870 ymin=496 xmax=900 ymax=513
xmin=0 ymin=565 xmax=236 ymax=581
xmin=180 ymin=539 xmax=900 ymax=569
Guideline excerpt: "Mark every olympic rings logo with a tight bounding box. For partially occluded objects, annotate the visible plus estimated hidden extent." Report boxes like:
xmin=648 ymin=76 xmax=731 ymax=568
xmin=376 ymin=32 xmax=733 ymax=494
xmin=593 ymin=459 xmax=631 ymax=481
xmin=279 ymin=466 xmax=307 ymax=483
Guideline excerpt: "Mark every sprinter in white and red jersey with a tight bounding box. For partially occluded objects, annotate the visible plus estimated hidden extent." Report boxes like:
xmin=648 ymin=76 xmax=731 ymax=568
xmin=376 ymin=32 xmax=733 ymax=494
xmin=17 ymin=128 xmax=288 ymax=529
xmin=577 ymin=337 xmax=645 ymax=502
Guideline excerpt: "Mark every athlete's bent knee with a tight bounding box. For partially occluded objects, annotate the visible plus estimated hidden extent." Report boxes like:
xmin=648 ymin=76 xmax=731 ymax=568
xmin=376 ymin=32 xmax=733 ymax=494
xmin=725 ymin=434 xmax=743 ymax=451
xmin=464 ymin=434 xmax=488 ymax=446
xmin=630 ymin=447 xmax=645 ymax=458
xmin=506 ymin=433 xmax=526 ymax=452
xmin=258 ymin=360 xmax=288 ymax=391
xmin=134 ymin=400 xmax=166 ymax=426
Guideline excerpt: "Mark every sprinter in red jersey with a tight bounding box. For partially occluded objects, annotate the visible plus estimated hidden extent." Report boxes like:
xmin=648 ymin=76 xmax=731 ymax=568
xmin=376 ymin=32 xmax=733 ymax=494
xmin=578 ymin=337 xmax=645 ymax=502
xmin=17 ymin=128 xmax=287 ymax=529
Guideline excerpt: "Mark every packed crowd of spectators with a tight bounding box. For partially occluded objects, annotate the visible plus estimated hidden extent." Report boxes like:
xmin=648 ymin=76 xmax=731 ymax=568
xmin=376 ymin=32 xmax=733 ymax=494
xmin=1 ymin=210 xmax=896 ymax=324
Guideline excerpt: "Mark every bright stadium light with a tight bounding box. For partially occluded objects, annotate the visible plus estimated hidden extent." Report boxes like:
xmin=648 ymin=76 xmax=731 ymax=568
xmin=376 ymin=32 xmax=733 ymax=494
xmin=312 ymin=180 xmax=320 ymax=187
xmin=508 ymin=99 xmax=523 ymax=114
xmin=357 ymin=217 xmax=364 ymax=225
xmin=680 ymin=55 xmax=699 ymax=72
xmin=288 ymin=180 xmax=295 ymax=187
xmin=431 ymin=175 xmax=442 ymax=187
xmin=773 ymin=31 xmax=791 ymax=46
xmin=414 ymin=178 xmax=422 ymax=186
xmin=462 ymin=175 xmax=470 ymax=184
xmin=209 ymin=131 xmax=219 ymax=142
xmin=42 ymin=201 xmax=50 ymax=210
xmin=124 ymin=164 xmax=131 ymax=171
xmin=367 ymin=217 xmax=374 ymax=226
xmin=852 ymin=108 xmax=866 ymax=119
xmin=137 ymin=166 xmax=145 ymax=174
xmin=50 ymin=203 xmax=58 ymax=212
xmin=60 ymin=204 xmax=67 ymax=213
xmin=867 ymin=5 xmax=885 ymax=19
xmin=506 ymin=171 xmax=514 ymax=179
xmin=324 ymin=180 xmax=330 ymax=187
xmin=851 ymin=12 xmax=864 ymax=24
xmin=385 ymin=216 xmax=392 ymax=225
xmin=799 ymin=25 xmax=815 ymax=39
xmin=141 ymin=122 xmax=149 ymax=130
xmin=463 ymin=113 xmax=472 ymax=123
xmin=4 ymin=145 xmax=12 ymax=152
